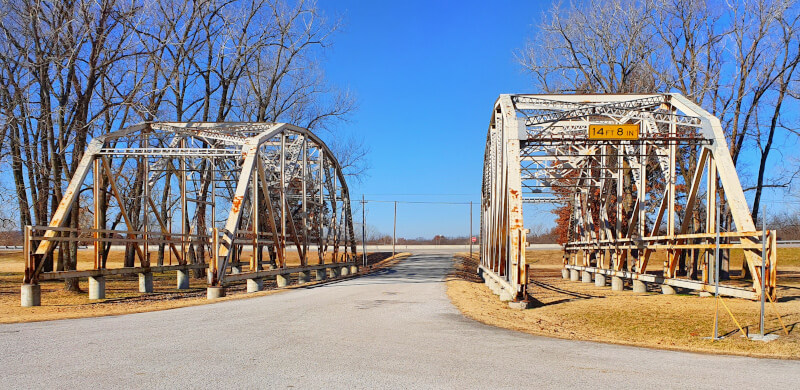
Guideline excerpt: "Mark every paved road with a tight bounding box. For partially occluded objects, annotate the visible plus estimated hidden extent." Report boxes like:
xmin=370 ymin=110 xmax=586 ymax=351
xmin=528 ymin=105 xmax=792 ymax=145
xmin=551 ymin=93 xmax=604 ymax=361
xmin=2 ymin=252 xmax=799 ymax=389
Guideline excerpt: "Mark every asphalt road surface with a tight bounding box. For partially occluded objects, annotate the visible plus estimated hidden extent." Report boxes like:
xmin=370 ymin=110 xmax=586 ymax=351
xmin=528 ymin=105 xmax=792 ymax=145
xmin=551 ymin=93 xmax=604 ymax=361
xmin=2 ymin=250 xmax=799 ymax=389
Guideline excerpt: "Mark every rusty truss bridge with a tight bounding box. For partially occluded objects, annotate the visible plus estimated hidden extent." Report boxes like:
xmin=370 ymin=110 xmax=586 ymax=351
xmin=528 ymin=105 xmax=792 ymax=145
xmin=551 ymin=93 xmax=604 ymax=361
xmin=21 ymin=122 xmax=357 ymax=306
xmin=480 ymin=94 xmax=776 ymax=307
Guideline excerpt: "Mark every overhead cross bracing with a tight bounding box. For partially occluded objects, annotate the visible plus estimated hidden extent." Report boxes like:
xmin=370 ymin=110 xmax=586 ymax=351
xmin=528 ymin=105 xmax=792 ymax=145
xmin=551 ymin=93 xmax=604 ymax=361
xmin=21 ymin=122 xmax=357 ymax=305
xmin=480 ymin=94 xmax=776 ymax=306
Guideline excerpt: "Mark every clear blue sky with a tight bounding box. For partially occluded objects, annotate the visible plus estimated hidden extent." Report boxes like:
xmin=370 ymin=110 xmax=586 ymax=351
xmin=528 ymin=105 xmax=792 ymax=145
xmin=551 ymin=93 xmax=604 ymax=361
xmin=318 ymin=0 xmax=550 ymax=239
xmin=316 ymin=1 xmax=798 ymax=239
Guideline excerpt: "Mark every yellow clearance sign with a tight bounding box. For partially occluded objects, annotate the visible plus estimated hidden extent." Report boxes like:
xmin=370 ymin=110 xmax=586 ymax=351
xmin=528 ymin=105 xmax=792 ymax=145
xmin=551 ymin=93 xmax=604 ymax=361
xmin=588 ymin=124 xmax=640 ymax=140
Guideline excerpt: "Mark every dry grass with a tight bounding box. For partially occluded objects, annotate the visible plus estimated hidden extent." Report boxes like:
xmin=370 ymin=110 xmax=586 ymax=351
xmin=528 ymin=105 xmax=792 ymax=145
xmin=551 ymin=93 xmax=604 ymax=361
xmin=0 ymin=249 xmax=406 ymax=324
xmin=446 ymin=249 xmax=800 ymax=359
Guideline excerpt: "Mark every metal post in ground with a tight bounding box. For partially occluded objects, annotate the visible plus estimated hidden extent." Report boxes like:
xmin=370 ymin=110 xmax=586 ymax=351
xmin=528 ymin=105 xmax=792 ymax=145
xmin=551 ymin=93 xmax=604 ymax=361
xmin=362 ymin=194 xmax=367 ymax=268
xmin=761 ymin=208 xmax=766 ymax=337
xmin=714 ymin=199 xmax=720 ymax=340
xmin=393 ymin=201 xmax=397 ymax=258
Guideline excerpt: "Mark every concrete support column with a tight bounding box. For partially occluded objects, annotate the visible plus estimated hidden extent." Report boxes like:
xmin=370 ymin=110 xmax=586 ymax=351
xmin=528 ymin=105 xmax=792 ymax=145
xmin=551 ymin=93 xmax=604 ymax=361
xmin=315 ymin=269 xmax=326 ymax=281
xmin=581 ymin=271 xmax=592 ymax=283
xmin=508 ymin=300 xmax=532 ymax=309
xmin=498 ymin=289 xmax=513 ymax=302
xmin=207 ymin=286 xmax=225 ymax=299
xmin=341 ymin=266 xmax=350 ymax=276
xmin=661 ymin=284 xmax=676 ymax=295
xmin=20 ymin=284 xmax=41 ymax=307
xmin=611 ymin=276 xmax=624 ymax=291
xmin=350 ymin=265 xmax=358 ymax=274
xmin=561 ymin=268 xmax=570 ymax=279
xmin=298 ymin=271 xmax=310 ymax=284
xmin=230 ymin=265 xmax=241 ymax=275
xmin=247 ymin=278 xmax=263 ymax=293
xmin=176 ymin=268 xmax=190 ymax=290
xmin=329 ymin=267 xmax=340 ymax=278
xmin=594 ymin=273 xmax=606 ymax=287
xmin=488 ymin=279 xmax=499 ymax=294
xmin=633 ymin=280 xmax=647 ymax=293
xmin=276 ymin=273 xmax=290 ymax=287
xmin=138 ymin=272 xmax=154 ymax=293
xmin=569 ymin=269 xmax=579 ymax=281
xmin=89 ymin=276 xmax=106 ymax=300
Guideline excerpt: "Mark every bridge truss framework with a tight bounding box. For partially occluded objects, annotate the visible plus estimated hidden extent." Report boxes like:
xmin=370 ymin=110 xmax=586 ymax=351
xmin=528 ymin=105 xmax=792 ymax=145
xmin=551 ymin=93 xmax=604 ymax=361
xmin=21 ymin=122 xmax=357 ymax=306
xmin=480 ymin=94 xmax=776 ymax=306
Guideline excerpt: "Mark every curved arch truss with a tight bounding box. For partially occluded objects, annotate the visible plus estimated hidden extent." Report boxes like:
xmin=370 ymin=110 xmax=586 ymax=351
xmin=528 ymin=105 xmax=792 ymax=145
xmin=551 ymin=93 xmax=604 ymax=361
xmin=481 ymin=94 xmax=776 ymax=304
xmin=23 ymin=122 xmax=356 ymax=297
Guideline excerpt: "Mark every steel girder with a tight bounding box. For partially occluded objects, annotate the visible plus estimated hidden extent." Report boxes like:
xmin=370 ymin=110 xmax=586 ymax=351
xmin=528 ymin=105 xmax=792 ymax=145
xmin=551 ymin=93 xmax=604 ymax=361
xmin=23 ymin=122 xmax=356 ymax=291
xmin=481 ymin=94 xmax=776 ymax=303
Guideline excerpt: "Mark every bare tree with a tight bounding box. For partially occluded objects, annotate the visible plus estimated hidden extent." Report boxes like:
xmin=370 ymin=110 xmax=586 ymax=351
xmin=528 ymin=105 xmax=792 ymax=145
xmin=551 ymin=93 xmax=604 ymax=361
xmin=0 ymin=0 xmax=361 ymax=290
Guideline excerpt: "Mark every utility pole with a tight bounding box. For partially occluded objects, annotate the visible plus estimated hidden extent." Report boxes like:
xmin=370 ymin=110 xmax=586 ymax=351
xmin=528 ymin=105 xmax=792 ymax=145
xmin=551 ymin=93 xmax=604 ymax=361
xmin=362 ymin=194 xmax=367 ymax=268
xmin=469 ymin=201 xmax=473 ymax=257
xmin=393 ymin=201 xmax=397 ymax=258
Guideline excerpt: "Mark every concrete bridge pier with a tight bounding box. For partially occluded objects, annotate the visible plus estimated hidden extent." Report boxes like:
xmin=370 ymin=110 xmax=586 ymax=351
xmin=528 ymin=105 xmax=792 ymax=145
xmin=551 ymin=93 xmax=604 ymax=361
xmin=341 ymin=266 xmax=350 ymax=276
xmin=139 ymin=272 xmax=153 ymax=293
xmin=633 ymin=280 xmax=647 ymax=293
xmin=315 ymin=269 xmax=326 ymax=281
xmin=20 ymin=284 xmax=41 ymax=307
xmin=247 ymin=278 xmax=263 ymax=293
xmin=89 ymin=276 xmax=106 ymax=300
xmin=581 ymin=271 xmax=592 ymax=283
xmin=328 ymin=267 xmax=340 ymax=278
xmin=277 ymin=273 xmax=290 ymax=287
xmin=595 ymin=273 xmax=606 ymax=286
xmin=206 ymin=286 xmax=225 ymax=299
xmin=569 ymin=269 xmax=579 ymax=281
xmin=176 ymin=268 xmax=190 ymax=289
xmin=298 ymin=271 xmax=311 ymax=284
xmin=561 ymin=268 xmax=569 ymax=279
xmin=611 ymin=276 xmax=624 ymax=291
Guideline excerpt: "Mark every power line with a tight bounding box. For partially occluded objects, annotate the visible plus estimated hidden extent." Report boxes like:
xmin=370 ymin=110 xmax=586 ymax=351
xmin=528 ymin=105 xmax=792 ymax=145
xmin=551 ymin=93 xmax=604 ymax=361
xmin=360 ymin=193 xmax=478 ymax=196
xmin=351 ymin=199 xmax=476 ymax=205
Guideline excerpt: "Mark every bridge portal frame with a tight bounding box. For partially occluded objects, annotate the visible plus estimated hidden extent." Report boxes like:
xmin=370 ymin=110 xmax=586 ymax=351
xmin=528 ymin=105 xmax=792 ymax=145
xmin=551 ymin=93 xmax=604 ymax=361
xmin=481 ymin=94 xmax=776 ymax=305
xmin=21 ymin=122 xmax=357 ymax=306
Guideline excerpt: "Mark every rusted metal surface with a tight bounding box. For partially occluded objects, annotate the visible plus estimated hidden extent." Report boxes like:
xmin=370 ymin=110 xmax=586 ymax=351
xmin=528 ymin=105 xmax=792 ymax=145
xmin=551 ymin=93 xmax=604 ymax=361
xmin=481 ymin=94 xmax=776 ymax=302
xmin=23 ymin=122 xmax=357 ymax=296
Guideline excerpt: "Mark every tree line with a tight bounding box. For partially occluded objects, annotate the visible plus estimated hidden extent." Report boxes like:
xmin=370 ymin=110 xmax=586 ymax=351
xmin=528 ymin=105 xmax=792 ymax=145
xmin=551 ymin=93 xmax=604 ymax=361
xmin=519 ymin=0 xmax=800 ymax=243
xmin=0 ymin=0 xmax=360 ymax=290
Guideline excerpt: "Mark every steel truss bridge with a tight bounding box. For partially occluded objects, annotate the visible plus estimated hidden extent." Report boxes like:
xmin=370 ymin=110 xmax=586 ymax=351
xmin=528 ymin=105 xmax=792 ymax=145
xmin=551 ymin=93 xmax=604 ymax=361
xmin=21 ymin=122 xmax=357 ymax=306
xmin=480 ymin=94 xmax=776 ymax=307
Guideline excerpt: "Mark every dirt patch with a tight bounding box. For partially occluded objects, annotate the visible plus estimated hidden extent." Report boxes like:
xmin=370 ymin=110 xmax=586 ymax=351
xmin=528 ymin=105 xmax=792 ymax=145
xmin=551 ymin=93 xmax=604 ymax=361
xmin=0 ymin=250 xmax=409 ymax=324
xmin=446 ymin=252 xmax=800 ymax=359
